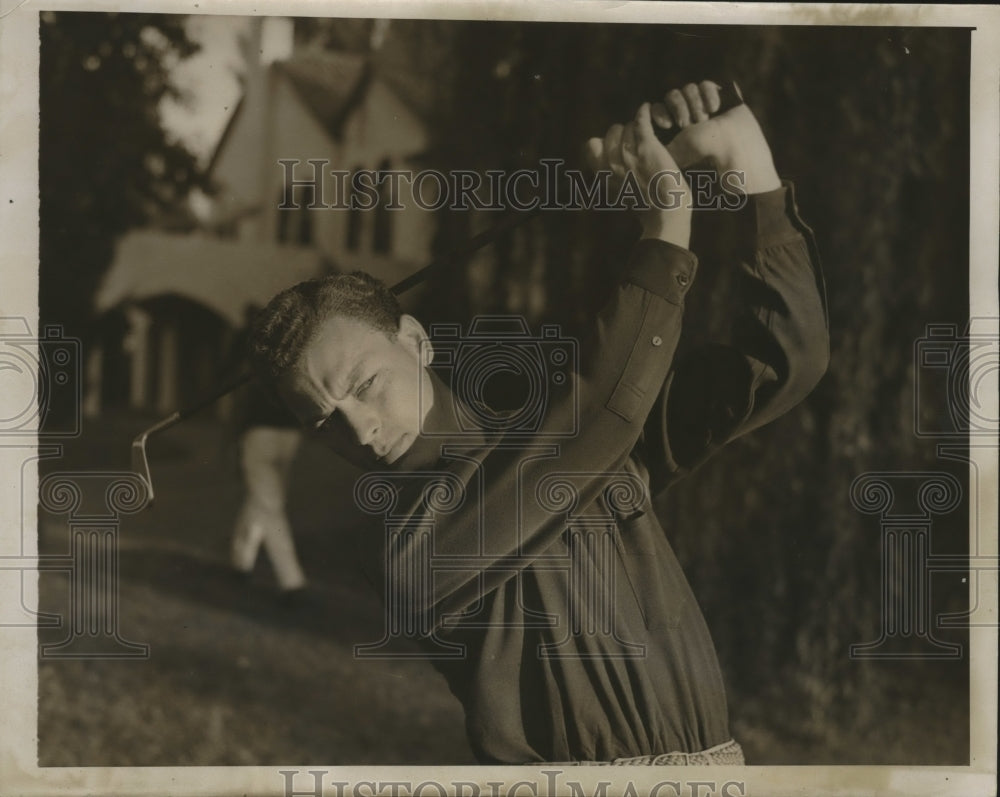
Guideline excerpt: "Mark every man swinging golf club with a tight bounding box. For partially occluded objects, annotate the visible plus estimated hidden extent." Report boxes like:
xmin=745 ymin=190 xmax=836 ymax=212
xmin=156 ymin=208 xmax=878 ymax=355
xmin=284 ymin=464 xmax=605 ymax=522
xmin=246 ymin=81 xmax=829 ymax=765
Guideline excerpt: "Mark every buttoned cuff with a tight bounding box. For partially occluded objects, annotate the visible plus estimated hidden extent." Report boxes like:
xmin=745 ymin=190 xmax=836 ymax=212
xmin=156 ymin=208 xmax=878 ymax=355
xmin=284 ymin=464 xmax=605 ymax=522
xmin=625 ymin=238 xmax=698 ymax=306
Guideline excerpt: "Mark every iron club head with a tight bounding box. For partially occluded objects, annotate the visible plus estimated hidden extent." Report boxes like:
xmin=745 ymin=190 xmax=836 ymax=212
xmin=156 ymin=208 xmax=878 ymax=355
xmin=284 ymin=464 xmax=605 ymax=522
xmin=129 ymin=411 xmax=183 ymax=510
xmin=130 ymin=432 xmax=155 ymax=510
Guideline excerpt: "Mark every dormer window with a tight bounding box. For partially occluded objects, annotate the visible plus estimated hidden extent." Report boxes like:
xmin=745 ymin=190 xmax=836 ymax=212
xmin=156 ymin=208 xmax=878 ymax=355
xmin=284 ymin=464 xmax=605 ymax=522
xmin=373 ymin=157 xmax=393 ymax=254
xmin=346 ymin=163 xmax=364 ymax=252
xmin=277 ymin=187 xmax=313 ymax=245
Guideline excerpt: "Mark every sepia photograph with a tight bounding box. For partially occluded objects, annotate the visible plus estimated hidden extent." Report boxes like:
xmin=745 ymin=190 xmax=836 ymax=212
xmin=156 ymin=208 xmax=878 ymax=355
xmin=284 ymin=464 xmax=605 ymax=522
xmin=0 ymin=2 xmax=997 ymax=796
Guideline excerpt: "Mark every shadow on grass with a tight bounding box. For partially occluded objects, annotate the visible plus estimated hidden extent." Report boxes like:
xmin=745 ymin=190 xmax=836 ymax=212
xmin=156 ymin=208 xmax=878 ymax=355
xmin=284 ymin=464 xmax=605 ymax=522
xmin=110 ymin=545 xmax=421 ymax=656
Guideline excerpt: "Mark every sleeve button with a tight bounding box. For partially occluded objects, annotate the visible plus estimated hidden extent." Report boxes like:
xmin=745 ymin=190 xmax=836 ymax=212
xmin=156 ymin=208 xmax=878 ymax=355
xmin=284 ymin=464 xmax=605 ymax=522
xmin=652 ymin=335 xmax=663 ymax=347
xmin=676 ymin=273 xmax=690 ymax=287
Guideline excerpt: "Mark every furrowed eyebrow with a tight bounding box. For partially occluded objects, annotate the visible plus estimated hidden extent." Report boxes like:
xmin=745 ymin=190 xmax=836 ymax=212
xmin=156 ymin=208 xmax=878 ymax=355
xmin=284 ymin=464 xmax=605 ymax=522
xmin=309 ymin=360 xmax=365 ymax=430
xmin=343 ymin=360 xmax=365 ymax=397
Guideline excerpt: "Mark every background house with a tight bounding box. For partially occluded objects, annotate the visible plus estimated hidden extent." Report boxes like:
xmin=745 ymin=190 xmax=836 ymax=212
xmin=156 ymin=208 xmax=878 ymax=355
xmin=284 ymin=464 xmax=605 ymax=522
xmin=89 ymin=17 xmax=435 ymax=417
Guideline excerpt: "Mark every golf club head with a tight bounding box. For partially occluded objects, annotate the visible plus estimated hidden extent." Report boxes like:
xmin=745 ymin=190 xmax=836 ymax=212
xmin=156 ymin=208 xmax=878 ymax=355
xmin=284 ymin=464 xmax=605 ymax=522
xmin=131 ymin=433 xmax=155 ymax=509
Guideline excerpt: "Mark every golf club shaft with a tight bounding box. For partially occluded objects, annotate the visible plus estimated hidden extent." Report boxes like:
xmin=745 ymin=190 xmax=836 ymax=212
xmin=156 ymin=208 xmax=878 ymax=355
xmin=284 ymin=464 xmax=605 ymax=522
xmin=390 ymin=207 xmax=541 ymax=296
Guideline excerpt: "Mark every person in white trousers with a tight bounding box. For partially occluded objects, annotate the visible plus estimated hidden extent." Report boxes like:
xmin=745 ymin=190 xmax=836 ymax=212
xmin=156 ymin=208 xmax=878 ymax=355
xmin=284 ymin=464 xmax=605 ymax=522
xmin=231 ymin=423 xmax=307 ymax=593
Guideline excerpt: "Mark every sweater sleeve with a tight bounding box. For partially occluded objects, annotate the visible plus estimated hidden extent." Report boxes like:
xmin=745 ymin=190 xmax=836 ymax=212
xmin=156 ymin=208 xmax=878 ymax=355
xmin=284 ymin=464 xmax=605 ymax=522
xmin=637 ymin=181 xmax=830 ymax=493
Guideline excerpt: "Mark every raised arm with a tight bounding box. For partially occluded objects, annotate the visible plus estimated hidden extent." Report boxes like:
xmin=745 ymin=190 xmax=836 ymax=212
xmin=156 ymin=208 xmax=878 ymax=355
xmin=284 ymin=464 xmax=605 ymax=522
xmin=634 ymin=83 xmax=829 ymax=492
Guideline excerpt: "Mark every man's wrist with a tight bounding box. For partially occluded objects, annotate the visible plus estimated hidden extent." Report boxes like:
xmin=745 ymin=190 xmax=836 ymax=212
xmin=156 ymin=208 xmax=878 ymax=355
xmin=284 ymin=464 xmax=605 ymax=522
xmin=716 ymin=142 xmax=781 ymax=195
xmin=639 ymin=212 xmax=692 ymax=249
xmin=731 ymin=162 xmax=781 ymax=196
xmin=709 ymin=108 xmax=781 ymax=195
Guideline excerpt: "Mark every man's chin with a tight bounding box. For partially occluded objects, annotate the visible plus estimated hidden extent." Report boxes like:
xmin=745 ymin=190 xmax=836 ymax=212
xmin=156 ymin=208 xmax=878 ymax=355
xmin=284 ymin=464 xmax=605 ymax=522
xmin=324 ymin=432 xmax=426 ymax=472
xmin=383 ymin=433 xmax=414 ymax=465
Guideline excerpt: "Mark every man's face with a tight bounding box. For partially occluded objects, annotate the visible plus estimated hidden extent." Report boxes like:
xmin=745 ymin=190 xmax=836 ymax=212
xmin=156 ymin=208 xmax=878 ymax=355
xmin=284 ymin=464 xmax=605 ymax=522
xmin=277 ymin=313 xmax=434 ymax=465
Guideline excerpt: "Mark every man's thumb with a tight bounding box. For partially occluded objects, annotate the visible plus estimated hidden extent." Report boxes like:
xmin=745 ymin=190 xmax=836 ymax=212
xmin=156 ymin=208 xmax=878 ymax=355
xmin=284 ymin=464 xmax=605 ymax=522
xmin=583 ymin=137 xmax=605 ymax=170
xmin=634 ymin=102 xmax=656 ymax=143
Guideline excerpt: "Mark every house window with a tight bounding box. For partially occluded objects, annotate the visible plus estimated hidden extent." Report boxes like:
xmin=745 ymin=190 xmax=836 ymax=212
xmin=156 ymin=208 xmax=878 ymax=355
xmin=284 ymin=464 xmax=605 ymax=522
xmin=277 ymin=196 xmax=290 ymax=243
xmin=277 ymin=188 xmax=313 ymax=246
xmin=297 ymin=203 xmax=313 ymax=245
xmin=373 ymin=157 xmax=393 ymax=255
xmin=346 ymin=163 xmax=363 ymax=252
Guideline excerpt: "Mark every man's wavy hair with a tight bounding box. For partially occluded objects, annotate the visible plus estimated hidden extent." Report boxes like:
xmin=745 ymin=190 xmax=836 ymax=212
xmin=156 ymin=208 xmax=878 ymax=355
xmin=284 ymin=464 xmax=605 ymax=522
xmin=248 ymin=271 xmax=402 ymax=391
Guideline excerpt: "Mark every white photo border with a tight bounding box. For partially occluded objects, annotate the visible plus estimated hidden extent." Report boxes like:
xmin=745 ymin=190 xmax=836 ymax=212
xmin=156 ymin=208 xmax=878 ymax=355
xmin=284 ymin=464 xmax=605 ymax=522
xmin=1 ymin=2 xmax=997 ymax=795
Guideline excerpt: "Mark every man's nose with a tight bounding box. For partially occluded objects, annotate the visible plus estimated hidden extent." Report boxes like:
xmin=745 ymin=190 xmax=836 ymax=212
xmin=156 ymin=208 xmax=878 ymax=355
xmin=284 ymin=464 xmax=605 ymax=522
xmin=343 ymin=404 xmax=379 ymax=447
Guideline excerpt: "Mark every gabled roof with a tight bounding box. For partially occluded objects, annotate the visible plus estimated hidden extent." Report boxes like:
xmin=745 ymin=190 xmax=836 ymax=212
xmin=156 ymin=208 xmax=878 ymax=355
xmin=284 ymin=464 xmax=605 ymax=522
xmin=273 ymin=50 xmax=372 ymax=141
xmin=370 ymin=55 xmax=438 ymax=129
xmin=206 ymin=95 xmax=245 ymax=179
xmin=207 ymin=49 xmax=434 ymax=178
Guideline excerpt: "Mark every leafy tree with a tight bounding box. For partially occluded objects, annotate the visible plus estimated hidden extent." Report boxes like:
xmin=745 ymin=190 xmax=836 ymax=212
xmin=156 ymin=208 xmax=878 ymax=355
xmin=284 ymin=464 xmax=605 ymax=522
xmin=39 ymin=11 xmax=205 ymax=339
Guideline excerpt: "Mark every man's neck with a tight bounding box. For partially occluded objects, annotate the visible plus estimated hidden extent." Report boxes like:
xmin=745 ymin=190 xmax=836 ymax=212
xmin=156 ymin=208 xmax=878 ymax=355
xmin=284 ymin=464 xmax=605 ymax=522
xmin=390 ymin=368 xmax=489 ymax=471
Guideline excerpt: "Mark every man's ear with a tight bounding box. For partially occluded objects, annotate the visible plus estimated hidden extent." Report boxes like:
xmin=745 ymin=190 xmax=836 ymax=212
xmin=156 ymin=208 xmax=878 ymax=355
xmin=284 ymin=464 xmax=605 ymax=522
xmin=398 ymin=314 xmax=434 ymax=366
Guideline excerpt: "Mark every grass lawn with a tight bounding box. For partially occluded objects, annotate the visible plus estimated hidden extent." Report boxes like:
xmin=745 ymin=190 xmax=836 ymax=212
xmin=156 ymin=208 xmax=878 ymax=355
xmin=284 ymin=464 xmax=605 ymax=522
xmin=37 ymin=412 xmax=474 ymax=765
xmin=35 ymin=412 xmax=969 ymax=766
